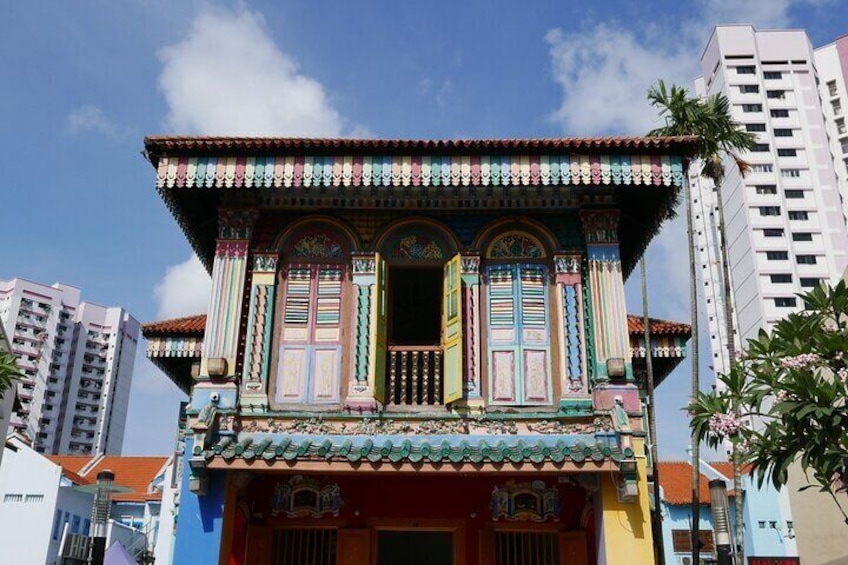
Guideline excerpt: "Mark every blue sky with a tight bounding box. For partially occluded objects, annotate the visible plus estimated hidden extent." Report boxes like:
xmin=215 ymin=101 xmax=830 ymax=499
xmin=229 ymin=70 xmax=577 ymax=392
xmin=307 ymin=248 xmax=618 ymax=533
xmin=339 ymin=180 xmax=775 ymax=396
xmin=3 ymin=1 xmax=847 ymax=458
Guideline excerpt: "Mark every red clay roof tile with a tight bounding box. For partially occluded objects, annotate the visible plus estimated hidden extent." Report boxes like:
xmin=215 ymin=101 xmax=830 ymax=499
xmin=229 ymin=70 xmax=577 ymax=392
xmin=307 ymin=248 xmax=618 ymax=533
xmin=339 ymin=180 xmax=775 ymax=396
xmin=142 ymin=315 xmax=206 ymax=337
xmin=627 ymin=315 xmax=691 ymax=336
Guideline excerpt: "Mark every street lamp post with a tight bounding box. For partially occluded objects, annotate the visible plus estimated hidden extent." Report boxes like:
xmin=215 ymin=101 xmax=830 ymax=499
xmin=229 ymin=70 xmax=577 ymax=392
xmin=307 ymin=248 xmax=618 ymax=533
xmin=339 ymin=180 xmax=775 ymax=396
xmin=75 ymin=470 xmax=132 ymax=565
xmin=709 ymin=479 xmax=734 ymax=565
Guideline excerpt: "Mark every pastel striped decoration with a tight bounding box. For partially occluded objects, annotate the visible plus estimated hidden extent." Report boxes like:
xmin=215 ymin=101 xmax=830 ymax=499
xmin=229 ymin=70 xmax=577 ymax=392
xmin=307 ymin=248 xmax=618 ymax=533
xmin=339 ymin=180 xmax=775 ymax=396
xmin=520 ymin=268 xmax=546 ymax=328
xmin=283 ymin=268 xmax=311 ymax=325
xmin=316 ymin=268 xmax=343 ymax=326
xmin=489 ymin=269 xmax=515 ymax=327
xmin=158 ymin=154 xmax=685 ymax=190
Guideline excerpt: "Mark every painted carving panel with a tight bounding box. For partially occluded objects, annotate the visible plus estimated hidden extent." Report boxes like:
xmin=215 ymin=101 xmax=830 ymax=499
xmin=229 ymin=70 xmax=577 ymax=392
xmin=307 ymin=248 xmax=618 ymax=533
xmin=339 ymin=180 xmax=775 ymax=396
xmin=276 ymin=347 xmax=308 ymax=403
xmin=491 ymin=350 xmax=517 ymax=403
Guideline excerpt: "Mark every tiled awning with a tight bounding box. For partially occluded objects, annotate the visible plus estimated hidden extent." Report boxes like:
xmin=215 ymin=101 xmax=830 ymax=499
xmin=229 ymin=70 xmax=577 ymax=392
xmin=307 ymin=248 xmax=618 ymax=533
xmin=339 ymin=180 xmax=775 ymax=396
xmin=200 ymin=433 xmax=635 ymax=470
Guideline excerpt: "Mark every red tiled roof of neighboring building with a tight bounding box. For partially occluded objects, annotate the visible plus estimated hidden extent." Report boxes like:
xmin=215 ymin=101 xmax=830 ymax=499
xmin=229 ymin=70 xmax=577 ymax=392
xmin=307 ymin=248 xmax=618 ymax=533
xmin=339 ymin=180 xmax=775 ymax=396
xmin=142 ymin=315 xmax=206 ymax=337
xmin=144 ymin=135 xmax=699 ymax=159
xmin=85 ymin=457 xmax=168 ymax=502
xmin=627 ymin=315 xmax=692 ymax=336
xmin=709 ymin=461 xmax=753 ymax=478
xmin=659 ymin=461 xmax=741 ymax=506
xmin=48 ymin=455 xmax=168 ymax=502
xmin=658 ymin=461 xmax=715 ymax=506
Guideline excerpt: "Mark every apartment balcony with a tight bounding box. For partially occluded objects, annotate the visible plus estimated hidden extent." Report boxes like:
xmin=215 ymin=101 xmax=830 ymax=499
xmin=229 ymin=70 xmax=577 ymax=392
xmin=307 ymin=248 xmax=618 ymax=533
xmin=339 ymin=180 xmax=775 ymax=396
xmin=386 ymin=345 xmax=444 ymax=407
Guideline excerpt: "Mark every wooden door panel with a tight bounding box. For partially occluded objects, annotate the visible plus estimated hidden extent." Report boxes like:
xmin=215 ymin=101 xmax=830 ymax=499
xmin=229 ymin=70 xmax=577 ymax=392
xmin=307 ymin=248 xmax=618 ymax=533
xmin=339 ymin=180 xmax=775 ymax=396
xmin=244 ymin=526 xmax=272 ymax=565
xmin=337 ymin=529 xmax=370 ymax=565
xmin=559 ymin=530 xmax=588 ymax=565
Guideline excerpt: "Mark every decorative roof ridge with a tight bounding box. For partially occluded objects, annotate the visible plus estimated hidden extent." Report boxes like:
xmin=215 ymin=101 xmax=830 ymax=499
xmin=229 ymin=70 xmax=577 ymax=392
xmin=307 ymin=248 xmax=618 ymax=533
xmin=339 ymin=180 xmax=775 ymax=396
xmin=144 ymin=135 xmax=699 ymax=164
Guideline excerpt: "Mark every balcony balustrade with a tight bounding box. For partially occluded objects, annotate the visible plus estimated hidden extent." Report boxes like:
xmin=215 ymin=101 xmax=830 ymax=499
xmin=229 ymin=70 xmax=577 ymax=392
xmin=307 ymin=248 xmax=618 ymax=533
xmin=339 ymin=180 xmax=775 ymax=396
xmin=386 ymin=345 xmax=443 ymax=406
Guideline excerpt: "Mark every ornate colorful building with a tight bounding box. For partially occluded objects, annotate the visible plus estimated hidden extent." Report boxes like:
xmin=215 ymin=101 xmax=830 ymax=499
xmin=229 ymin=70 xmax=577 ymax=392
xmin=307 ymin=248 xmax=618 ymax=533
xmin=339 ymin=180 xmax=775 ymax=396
xmin=142 ymin=136 xmax=695 ymax=565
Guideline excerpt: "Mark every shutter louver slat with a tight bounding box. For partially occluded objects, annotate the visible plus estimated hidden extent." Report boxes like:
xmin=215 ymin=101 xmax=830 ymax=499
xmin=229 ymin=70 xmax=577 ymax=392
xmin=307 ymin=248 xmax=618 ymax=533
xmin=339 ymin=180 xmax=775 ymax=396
xmin=284 ymin=268 xmax=312 ymax=325
xmin=489 ymin=268 xmax=515 ymax=327
xmin=520 ymin=266 xmax=546 ymax=328
xmin=316 ymin=267 xmax=343 ymax=326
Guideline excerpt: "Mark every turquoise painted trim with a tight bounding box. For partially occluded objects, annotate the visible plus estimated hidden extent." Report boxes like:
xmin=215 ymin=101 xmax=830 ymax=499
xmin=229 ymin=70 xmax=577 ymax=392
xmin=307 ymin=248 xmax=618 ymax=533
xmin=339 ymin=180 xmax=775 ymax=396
xmin=260 ymin=285 xmax=275 ymax=385
xmin=241 ymin=283 xmax=260 ymax=384
xmin=355 ymin=284 xmax=371 ymax=383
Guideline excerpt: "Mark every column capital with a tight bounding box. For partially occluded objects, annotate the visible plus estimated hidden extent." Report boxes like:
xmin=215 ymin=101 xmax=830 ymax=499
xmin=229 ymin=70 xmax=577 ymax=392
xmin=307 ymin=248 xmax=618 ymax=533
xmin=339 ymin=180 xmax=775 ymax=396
xmin=553 ymin=252 xmax=582 ymax=275
xmin=460 ymin=252 xmax=481 ymax=275
xmin=218 ymin=208 xmax=259 ymax=240
xmin=351 ymin=253 xmax=377 ymax=276
xmin=252 ymin=250 xmax=279 ymax=274
xmin=579 ymin=209 xmax=620 ymax=244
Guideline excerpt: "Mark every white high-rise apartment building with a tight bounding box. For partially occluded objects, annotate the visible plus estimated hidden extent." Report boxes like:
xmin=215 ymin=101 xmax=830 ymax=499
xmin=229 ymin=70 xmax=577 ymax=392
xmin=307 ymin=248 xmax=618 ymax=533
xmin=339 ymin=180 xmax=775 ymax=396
xmin=816 ymin=34 xmax=848 ymax=211
xmin=693 ymin=26 xmax=848 ymax=379
xmin=693 ymin=25 xmax=848 ymax=565
xmin=0 ymin=278 xmax=139 ymax=455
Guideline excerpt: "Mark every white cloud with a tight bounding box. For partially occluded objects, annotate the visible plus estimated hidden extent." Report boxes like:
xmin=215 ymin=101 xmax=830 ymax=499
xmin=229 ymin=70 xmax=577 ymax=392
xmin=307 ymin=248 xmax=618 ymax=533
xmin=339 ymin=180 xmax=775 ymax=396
xmin=64 ymin=105 xmax=119 ymax=136
xmin=153 ymin=255 xmax=211 ymax=319
xmin=546 ymin=25 xmax=693 ymax=135
xmin=545 ymin=0 xmax=824 ymax=136
xmin=157 ymin=7 xmax=362 ymax=136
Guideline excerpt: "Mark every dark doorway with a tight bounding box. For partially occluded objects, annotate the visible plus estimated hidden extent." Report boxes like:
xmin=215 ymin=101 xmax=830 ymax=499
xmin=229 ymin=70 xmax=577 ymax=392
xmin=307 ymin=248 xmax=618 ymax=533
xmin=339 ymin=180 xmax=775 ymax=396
xmin=389 ymin=267 xmax=442 ymax=345
xmin=377 ymin=530 xmax=453 ymax=565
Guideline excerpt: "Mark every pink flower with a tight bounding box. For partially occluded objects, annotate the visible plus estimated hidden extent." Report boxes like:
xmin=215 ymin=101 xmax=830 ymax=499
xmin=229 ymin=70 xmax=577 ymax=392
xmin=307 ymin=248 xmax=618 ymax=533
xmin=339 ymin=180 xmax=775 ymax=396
xmin=838 ymin=367 xmax=848 ymax=382
xmin=780 ymin=353 xmax=819 ymax=369
xmin=836 ymin=351 xmax=844 ymax=361
xmin=775 ymin=390 xmax=789 ymax=402
xmin=708 ymin=412 xmax=744 ymax=438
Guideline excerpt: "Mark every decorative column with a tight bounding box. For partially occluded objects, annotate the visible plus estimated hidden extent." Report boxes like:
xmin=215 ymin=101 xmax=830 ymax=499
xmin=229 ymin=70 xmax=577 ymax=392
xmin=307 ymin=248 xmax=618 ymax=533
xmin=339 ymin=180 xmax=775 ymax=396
xmin=461 ymin=253 xmax=482 ymax=402
xmin=580 ymin=210 xmax=632 ymax=382
xmin=195 ymin=208 xmax=257 ymax=409
xmin=240 ymin=251 xmax=278 ymax=412
xmin=346 ymin=253 xmax=378 ymax=409
xmin=554 ymin=252 xmax=587 ymax=399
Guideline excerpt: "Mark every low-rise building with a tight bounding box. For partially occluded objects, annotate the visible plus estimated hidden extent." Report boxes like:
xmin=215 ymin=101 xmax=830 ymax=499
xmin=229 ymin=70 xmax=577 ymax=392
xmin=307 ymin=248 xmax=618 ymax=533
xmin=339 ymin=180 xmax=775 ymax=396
xmin=657 ymin=460 xmax=798 ymax=565
xmin=0 ymin=434 xmax=168 ymax=564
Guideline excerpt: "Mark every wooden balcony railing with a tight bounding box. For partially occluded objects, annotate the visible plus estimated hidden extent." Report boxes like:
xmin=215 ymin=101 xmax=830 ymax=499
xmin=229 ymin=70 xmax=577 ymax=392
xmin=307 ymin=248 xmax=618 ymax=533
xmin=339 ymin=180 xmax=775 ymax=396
xmin=386 ymin=345 xmax=443 ymax=406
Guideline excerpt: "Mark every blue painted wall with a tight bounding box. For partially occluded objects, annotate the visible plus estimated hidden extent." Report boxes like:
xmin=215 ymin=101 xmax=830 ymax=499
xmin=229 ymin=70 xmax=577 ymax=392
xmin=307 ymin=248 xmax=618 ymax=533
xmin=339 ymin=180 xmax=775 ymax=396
xmin=172 ymin=438 xmax=227 ymax=564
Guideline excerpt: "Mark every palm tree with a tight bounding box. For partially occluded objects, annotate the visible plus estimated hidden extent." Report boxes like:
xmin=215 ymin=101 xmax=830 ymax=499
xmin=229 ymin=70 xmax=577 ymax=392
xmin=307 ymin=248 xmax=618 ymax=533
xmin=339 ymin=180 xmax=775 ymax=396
xmin=0 ymin=351 xmax=21 ymax=401
xmin=647 ymin=80 xmax=757 ymax=563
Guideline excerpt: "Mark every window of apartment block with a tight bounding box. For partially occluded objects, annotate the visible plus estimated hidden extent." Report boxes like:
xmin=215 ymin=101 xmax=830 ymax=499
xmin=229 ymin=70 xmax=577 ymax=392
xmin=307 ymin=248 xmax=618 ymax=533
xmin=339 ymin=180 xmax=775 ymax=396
xmin=759 ymin=206 xmax=781 ymax=216
xmin=775 ymin=297 xmax=797 ymax=307
xmin=792 ymin=232 xmax=813 ymax=241
xmin=767 ymin=90 xmax=786 ymax=99
xmin=743 ymin=104 xmax=764 ymax=113
xmin=740 ymin=84 xmax=759 ymax=93
xmin=755 ymin=185 xmax=777 ymax=195
xmin=766 ymin=251 xmax=789 ymax=260
xmin=828 ymin=80 xmax=838 ymax=97
xmin=834 ymin=100 xmax=843 ymax=115
xmin=800 ymin=277 xmax=823 ymax=288
xmin=784 ymin=189 xmax=804 ymax=199
xmin=781 ymin=169 xmax=801 ymax=178
xmin=736 ymin=66 xmax=756 ymax=75
xmin=763 ymin=228 xmax=784 ymax=237
xmin=751 ymin=164 xmax=773 ymax=173
xmin=746 ymin=123 xmax=766 ymax=132
xmin=837 ymin=118 xmax=846 ymax=135
xmin=796 ymin=254 xmax=817 ymax=264
xmin=773 ymin=128 xmax=793 ymax=137
xmin=764 ymin=71 xmax=782 ymax=80
xmin=841 ymin=140 xmax=848 ymax=154
xmin=788 ymin=211 xmax=809 ymax=220
xmin=771 ymin=109 xmax=790 ymax=118
xmin=752 ymin=143 xmax=770 ymax=152
xmin=671 ymin=530 xmax=715 ymax=554
xmin=771 ymin=274 xmax=792 ymax=283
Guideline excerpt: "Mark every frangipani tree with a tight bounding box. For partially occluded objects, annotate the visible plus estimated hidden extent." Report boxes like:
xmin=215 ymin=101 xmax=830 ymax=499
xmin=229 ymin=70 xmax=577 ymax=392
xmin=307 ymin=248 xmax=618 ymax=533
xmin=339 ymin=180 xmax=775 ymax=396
xmin=690 ymin=281 xmax=848 ymax=523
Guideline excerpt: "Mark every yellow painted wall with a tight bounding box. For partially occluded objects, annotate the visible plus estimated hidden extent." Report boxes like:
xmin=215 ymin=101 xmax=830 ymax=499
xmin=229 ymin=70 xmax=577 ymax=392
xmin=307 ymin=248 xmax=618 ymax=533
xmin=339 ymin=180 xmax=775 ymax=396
xmin=598 ymin=438 xmax=655 ymax=565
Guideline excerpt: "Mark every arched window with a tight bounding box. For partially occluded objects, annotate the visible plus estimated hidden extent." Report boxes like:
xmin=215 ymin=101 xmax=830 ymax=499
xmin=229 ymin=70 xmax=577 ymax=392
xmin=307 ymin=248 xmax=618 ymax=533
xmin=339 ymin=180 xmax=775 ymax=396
xmin=275 ymin=228 xmax=350 ymax=405
xmin=484 ymin=231 xmax=552 ymax=406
